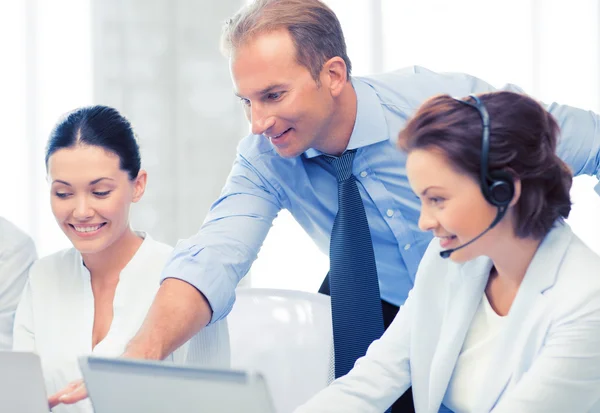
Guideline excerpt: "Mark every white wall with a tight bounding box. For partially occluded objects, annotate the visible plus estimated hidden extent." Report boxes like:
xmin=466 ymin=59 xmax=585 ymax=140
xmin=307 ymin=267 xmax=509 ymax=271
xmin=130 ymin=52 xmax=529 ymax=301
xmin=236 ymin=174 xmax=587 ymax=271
xmin=91 ymin=0 xmax=246 ymax=245
xmin=0 ymin=0 xmax=92 ymax=255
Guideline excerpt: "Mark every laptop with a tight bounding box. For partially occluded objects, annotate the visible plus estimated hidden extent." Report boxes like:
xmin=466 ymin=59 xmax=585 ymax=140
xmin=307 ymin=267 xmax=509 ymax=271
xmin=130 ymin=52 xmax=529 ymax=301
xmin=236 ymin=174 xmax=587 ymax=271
xmin=79 ymin=356 xmax=276 ymax=413
xmin=0 ymin=351 xmax=49 ymax=412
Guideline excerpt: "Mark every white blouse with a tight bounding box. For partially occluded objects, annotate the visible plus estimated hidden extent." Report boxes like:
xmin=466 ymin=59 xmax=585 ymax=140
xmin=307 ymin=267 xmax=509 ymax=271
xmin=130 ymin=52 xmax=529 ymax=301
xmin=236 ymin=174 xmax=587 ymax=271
xmin=443 ymin=293 xmax=506 ymax=413
xmin=13 ymin=232 xmax=229 ymax=413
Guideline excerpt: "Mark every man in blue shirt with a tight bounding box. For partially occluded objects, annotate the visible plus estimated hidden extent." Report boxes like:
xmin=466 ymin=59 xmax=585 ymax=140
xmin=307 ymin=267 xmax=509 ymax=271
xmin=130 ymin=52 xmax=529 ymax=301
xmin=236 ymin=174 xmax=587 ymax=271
xmin=53 ymin=0 xmax=600 ymax=410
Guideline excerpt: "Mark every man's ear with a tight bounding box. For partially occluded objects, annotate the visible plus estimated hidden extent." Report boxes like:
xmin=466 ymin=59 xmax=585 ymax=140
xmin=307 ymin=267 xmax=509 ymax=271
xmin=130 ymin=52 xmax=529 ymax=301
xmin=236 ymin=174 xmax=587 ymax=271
xmin=321 ymin=56 xmax=348 ymax=97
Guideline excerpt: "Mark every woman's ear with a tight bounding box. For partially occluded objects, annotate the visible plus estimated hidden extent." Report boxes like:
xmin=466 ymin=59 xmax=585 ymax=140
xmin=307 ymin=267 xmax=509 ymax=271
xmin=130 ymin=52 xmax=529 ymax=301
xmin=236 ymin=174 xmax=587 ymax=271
xmin=510 ymin=178 xmax=521 ymax=207
xmin=132 ymin=169 xmax=147 ymax=203
xmin=505 ymin=169 xmax=521 ymax=207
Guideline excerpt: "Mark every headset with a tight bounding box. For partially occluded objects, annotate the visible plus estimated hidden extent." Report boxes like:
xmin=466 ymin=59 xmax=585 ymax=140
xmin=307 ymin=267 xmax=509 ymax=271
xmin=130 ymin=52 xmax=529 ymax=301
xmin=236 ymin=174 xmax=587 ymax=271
xmin=439 ymin=95 xmax=515 ymax=259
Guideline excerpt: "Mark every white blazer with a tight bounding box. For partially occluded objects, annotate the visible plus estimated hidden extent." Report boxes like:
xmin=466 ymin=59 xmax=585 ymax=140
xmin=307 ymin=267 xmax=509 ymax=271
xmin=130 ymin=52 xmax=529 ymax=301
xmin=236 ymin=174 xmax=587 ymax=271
xmin=296 ymin=222 xmax=600 ymax=413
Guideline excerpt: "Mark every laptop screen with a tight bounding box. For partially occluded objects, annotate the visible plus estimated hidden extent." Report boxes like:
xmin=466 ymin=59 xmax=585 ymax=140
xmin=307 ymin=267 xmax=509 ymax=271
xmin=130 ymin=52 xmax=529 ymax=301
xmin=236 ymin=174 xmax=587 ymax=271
xmin=79 ymin=356 xmax=275 ymax=413
xmin=0 ymin=351 xmax=49 ymax=413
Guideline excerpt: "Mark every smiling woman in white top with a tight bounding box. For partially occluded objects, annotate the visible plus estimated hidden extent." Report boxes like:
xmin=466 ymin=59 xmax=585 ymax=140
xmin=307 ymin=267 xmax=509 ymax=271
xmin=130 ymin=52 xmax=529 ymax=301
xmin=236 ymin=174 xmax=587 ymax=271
xmin=12 ymin=106 xmax=229 ymax=413
xmin=296 ymin=91 xmax=600 ymax=412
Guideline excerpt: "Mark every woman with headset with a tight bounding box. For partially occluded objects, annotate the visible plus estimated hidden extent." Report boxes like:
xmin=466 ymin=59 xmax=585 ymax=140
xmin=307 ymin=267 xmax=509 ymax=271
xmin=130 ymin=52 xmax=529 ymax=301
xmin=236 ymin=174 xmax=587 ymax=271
xmin=296 ymin=91 xmax=600 ymax=412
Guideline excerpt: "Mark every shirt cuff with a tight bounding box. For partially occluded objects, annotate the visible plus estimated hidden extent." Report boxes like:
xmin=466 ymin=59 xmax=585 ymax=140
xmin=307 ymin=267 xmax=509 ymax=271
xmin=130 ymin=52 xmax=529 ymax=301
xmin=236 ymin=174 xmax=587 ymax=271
xmin=595 ymin=180 xmax=600 ymax=196
xmin=160 ymin=254 xmax=236 ymax=325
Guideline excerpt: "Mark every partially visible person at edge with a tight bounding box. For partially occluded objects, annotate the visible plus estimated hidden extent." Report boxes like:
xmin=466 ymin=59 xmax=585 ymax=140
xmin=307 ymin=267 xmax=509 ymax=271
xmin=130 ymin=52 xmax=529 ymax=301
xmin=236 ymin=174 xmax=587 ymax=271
xmin=0 ymin=217 xmax=36 ymax=350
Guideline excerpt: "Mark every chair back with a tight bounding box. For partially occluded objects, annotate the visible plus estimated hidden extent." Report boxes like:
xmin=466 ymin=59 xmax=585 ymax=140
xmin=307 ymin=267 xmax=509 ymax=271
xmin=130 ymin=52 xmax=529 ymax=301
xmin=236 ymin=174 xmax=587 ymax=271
xmin=228 ymin=288 xmax=334 ymax=413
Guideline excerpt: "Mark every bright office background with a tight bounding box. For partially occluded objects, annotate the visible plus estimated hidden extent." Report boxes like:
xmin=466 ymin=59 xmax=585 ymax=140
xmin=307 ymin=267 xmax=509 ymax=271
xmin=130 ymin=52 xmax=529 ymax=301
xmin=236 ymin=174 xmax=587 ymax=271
xmin=1 ymin=0 xmax=599 ymax=292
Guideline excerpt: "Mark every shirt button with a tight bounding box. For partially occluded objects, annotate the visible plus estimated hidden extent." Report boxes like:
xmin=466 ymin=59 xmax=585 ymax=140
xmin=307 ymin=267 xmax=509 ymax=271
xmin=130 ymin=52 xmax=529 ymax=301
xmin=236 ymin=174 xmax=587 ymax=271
xmin=386 ymin=209 xmax=394 ymax=217
xmin=360 ymin=171 xmax=368 ymax=178
xmin=404 ymin=243 xmax=411 ymax=250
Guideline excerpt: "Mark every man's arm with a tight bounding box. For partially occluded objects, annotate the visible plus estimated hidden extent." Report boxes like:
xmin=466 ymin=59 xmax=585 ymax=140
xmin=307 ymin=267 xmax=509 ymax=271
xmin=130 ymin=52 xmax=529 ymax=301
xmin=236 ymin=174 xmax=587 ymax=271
xmin=157 ymin=149 xmax=284 ymax=324
xmin=130 ymin=145 xmax=284 ymax=355
xmin=541 ymin=99 xmax=600 ymax=180
xmin=393 ymin=66 xmax=600 ymax=183
xmin=124 ymin=278 xmax=211 ymax=360
xmin=52 ymin=282 xmax=213 ymax=406
xmin=444 ymin=68 xmax=600 ymax=182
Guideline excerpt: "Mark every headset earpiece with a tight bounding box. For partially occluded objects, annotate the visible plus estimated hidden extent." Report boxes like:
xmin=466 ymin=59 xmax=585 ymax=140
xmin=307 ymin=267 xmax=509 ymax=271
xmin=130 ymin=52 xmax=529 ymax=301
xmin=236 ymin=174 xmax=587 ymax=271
xmin=484 ymin=170 xmax=514 ymax=207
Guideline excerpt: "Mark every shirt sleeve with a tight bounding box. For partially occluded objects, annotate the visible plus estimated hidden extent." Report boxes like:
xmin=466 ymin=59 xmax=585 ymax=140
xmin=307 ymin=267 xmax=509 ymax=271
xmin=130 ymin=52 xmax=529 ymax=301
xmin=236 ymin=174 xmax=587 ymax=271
xmin=396 ymin=67 xmax=600 ymax=186
xmin=499 ymin=80 xmax=600 ymax=183
xmin=160 ymin=150 xmax=283 ymax=324
xmin=12 ymin=279 xmax=36 ymax=352
xmin=0 ymin=234 xmax=36 ymax=350
xmin=425 ymin=67 xmax=600 ymax=185
xmin=542 ymin=99 xmax=600 ymax=182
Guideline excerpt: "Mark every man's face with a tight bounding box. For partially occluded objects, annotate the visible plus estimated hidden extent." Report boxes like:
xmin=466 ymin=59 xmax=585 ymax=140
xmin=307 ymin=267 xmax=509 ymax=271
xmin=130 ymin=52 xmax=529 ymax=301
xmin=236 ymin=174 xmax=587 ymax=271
xmin=230 ymin=29 xmax=336 ymax=158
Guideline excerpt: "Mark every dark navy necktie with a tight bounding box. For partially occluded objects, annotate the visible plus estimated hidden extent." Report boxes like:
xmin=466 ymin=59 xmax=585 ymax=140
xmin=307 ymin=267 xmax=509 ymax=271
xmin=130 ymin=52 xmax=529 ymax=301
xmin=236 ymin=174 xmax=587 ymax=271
xmin=326 ymin=150 xmax=385 ymax=379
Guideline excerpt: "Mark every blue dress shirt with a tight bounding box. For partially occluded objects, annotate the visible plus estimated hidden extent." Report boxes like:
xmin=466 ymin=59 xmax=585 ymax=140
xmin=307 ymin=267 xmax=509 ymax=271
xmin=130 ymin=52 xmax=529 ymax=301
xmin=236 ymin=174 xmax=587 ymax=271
xmin=162 ymin=66 xmax=600 ymax=323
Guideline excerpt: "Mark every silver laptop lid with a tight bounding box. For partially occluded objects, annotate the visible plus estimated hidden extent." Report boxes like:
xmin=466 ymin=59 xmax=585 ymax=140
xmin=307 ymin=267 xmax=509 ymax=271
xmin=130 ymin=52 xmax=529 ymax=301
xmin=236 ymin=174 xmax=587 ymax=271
xmin=0 ymin=351 xmax=49 ymax=413
xmin=79 ymin=356 xmax=275 ymax=413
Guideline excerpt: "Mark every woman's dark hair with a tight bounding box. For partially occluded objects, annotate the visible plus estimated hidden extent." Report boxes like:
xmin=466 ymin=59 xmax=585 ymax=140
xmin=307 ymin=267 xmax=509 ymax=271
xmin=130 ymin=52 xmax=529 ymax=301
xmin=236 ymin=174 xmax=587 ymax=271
xmin=398 ymin=91 xmax=572 ymax=240
xmin=45 ymin=105 xmax=141 ymax=180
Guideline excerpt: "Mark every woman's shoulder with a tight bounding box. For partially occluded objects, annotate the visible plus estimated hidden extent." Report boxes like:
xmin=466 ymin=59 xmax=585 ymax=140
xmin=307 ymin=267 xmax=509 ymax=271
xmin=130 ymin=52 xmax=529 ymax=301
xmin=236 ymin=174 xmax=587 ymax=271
xmin=546 ymin=224 xmax=600 ymax=314
xmin=556 ymin=233 xmax=600 ymax=288
xmin=28 ymin=247 xmax=80 ymax=284
xmin=137 ymin=233 xmax=173 ymax=260
xmin=128 ymin=233 xmax=174 ymax=276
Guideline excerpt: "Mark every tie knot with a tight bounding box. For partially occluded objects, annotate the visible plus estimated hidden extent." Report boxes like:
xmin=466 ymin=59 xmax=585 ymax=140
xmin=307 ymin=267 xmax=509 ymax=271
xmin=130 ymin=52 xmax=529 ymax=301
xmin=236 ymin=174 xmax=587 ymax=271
xmin=325 ymin=150 xmax=356 ymax=182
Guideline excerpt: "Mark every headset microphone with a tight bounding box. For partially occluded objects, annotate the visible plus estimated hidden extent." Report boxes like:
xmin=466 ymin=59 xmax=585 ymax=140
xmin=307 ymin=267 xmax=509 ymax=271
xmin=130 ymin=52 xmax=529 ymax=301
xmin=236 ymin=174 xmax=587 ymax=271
xmin=439 ymin=207 xmax=506 ymax=258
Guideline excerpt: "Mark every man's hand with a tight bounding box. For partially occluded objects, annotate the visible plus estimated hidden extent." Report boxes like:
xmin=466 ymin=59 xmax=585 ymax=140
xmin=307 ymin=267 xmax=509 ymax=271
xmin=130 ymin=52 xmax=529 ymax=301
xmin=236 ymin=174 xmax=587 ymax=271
xmin=124 ymin=278 xmax=212 ymax=360
xmin=48 ymin=379 xmax=87 ymax=408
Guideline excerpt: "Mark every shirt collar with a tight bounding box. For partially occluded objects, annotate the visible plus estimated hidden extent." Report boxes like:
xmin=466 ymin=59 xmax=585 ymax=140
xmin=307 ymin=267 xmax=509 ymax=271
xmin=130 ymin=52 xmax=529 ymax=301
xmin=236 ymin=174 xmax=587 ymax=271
xmin=76 ymin=231 xmax=151 ymax=278
xmin=304 ymin=77 xmax=389 ymax=159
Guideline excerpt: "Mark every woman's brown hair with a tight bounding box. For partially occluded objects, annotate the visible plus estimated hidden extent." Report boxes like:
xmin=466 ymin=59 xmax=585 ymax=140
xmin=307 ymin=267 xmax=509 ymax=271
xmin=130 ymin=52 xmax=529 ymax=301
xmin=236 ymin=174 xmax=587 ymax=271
xmin=398 ymin=91 xmax=572 ymax=239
